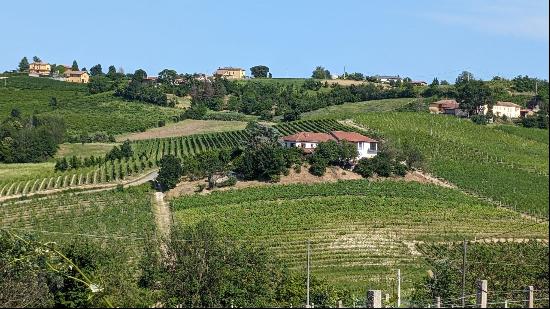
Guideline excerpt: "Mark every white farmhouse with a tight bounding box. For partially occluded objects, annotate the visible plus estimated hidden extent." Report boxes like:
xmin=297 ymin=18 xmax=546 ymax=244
xmin=483 ymin=101 xmax=521 ymax=119
xmin=280 ymin=131 xmax=378 ymax=159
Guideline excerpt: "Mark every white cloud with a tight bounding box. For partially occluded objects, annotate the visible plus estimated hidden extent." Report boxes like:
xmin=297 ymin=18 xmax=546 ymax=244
xmin=423 ymin=0 xmax=549 ymax=41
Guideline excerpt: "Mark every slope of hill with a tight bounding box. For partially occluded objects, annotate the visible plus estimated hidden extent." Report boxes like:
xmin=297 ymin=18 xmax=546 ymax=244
xmin=170 ymin=180 xmax=548 ymax=294
xmin=353 ymin=113 xmax=549 ymax=217
xmin=0 ymin=76 xmax=181 ymax=136
xmin=301 ymin=98 xmax=418 ymax=119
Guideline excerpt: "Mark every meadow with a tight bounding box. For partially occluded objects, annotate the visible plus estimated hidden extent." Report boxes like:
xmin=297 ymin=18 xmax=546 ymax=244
xmin=171 ymin=180 xmax=548 ymax=294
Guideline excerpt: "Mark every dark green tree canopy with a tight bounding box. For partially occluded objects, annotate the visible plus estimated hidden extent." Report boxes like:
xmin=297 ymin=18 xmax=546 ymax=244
xmin=18 ymin=57 xmax=29 ymax=72
xmin=71 ymin=60 xmax=79 ymax=71
xmin=90 ymin=64 xmax=103 ymax=76
xmin=312 ymin=66 xmax=331 ymax=79
xmin=250 ymin=65 xmax=270 ymax=78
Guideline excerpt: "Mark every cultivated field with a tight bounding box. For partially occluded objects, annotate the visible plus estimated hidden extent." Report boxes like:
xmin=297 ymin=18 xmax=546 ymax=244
xmin=354 ymin=113 xmax=549 ymax=217
xmin=301 ymin=98 xmax=418 ymax=119
xmin=171 ymin=180 xmax=548 ymax=294
xmin=55 ymin=142 xmax=118 ymax=158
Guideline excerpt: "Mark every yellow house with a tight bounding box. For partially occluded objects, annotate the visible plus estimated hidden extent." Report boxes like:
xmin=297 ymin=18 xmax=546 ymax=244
xmin=214 ymin=67 xmax=246 ymax=80
xmin=483 ymin=101 xmax=521 ymax=119
xmin=65 ymin=71 xmax=90 ymax=83
xmin=28 ymin=61 xmax=51 ymax=76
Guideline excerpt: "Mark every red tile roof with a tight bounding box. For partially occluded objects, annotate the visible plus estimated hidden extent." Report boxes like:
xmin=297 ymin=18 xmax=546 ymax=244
xmin=281 ymin=131 xmax=377 ymax=143
xmin=431 ymin=99 xmax=459 ymax=109
xmin=330 ymin=131 xmax=377 ymax=143
xmin=281 ymin=132 xmax=335 ymax=143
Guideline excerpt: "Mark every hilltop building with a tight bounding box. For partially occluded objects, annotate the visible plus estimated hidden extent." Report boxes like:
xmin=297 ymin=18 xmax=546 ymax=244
xmin=28 ymin=61 xmax=51 ymax=76
xmin=484 ymin=101 xmax=521 ymax=119
xmin=281 ymin=131 xmax=378 ymax=159
xmin=376 ymin=75 xmax=401 ymax=83
xmin=214 ymin=67 xmax=246 ymax=80
xmin=64 ymin=70 xmax=90 ymax=83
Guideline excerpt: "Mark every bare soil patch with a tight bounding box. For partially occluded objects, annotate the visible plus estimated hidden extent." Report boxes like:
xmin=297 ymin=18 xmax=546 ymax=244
xmin=116 ymin=120 xmax=248 ymax=141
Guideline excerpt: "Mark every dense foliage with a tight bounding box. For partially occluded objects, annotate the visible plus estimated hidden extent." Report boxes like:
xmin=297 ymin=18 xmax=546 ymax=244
xmin=0 ymin=112 xmax=65 ymax=163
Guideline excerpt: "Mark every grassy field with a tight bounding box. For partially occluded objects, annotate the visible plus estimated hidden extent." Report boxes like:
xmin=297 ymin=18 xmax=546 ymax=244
xmin=55 ymin=142 xmax=118 ymax=158
xmin=0 ymin=162 xmax=54 ymax=182
xmin=0 ymin=76 xmax=181 ymax=136
xmin=116 ymin=119 xmax=249 ymax=141
xmin=354 ymin=113 xmax=549 ymax=217
xmin=301 ymin=98 xmax=418 ymax=119
xmin=171 ymin=180 xmax=548 ymax=295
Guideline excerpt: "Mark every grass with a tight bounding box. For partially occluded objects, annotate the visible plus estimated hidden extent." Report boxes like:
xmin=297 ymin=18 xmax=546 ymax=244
xmin=354 ymin=113 xmax=549 ymax=217
xmin=55 ymin=142 xmax=118 ymax=158
xmin=171 ymin=180 xmax=548 ymax=295
xmin=301 ymin=98 xmax=419 ymax=120
xmin=0 ymin=162 xmax=54 ymax=182
xmin=116 ymin=119 xmax=249 ymax=141
xmin=0 ymin=76 xmax=181 ymax=136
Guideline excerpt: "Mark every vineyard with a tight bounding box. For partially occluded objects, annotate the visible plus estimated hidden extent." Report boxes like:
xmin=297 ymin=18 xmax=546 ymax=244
xmin=171 ymin=180 xmax=549 ymax=294
xmin=0 ymin=119 xmax=360 ymax=200
xmin=353 ymin=113 xmax=549 ymax=218
xmin=0 ymin=185 xmax=156 ymax=249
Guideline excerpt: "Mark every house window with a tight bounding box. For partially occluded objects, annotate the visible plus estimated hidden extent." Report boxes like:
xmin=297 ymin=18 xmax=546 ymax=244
xmin=358 ymin=143 xmax=363 ymax=150
xmin=369 ymin=143 xmax=377 ymax=151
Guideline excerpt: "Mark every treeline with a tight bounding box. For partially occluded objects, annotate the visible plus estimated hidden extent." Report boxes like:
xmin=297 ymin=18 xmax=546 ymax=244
xmin=0 ymin=109 xmax=65 ymax=163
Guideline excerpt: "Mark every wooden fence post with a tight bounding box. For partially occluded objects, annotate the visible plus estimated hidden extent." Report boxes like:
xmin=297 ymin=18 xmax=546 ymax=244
xmin=476 ymin=280 xmax=488 ymax=308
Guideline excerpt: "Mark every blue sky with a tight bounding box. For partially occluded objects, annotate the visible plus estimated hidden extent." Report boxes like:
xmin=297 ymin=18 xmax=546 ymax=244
xmin=1 ymin=0 xmax=548 ymax=81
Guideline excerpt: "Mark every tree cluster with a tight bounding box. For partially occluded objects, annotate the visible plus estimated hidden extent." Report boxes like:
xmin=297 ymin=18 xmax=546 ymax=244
xmin=0 ymin=111 xmax=65 ymax=163
xmin=308 ymin=141 xmax=358 ymax=176
xmin=114 ymin=69 xmax=171 ymax=106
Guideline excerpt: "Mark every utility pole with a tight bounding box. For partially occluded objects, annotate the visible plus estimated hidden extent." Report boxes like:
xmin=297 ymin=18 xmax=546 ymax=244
xmin=535 ymin=80 xmax=538 ymax=96
xmin=461 ymin=239 xmax=467 ymax=307
xmin=306 ymin=240 xmax=311 ymax=308
xmin=397 ymin=269 xmax=401 ymax=308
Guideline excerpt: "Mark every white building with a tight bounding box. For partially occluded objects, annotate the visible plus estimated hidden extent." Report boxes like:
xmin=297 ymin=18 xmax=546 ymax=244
xmin=483 ymin=101 xmax=521 ymax=119
xmin=280 ymin=131 xmax=378 ymax=159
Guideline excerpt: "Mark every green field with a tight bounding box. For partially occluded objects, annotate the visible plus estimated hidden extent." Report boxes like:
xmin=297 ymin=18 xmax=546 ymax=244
xmin=0 ymin=185 xmax=156 ymax=246
xmin=55 ymin=142 xmax=118 ymax=158
xmin=354 ymin=113 xmax=549 ymax=217
xmin=0 ymin=76 xmax=181 ymax=136
xmin=302 ymin=98 xmax=418 ymax=119
xmin=171 ymin=180 xmax=548 ymax=294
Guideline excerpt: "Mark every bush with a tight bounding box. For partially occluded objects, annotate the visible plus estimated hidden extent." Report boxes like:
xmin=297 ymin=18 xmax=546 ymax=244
xmin=217 ymin=176 xmax=237 ymax=187
xmin=393 ymin=162 xmax=408 ymax=176
xmin=309 ymin=157 xmax=328 ymax=176
xmin=353 ymin=158 xmax=374 ymax=178
xmin=471 ymin=114 xmax=488 ymax=125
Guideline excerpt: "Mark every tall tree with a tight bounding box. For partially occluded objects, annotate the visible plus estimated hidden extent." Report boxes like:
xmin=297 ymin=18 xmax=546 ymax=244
xmin=18 ymin=57 xmax=29 ymax=72
xmin=132 ymin=69 xmax=147 ymax=82
xmin=107 ymin=65 xmax=117 ymax=78
xmin=455 ymin=71 xmax=474 ymax=85
xmin=312 ymin=66 xmax=331 ymax=79
xmin=156 ymin=155 xmax=183 ymax=191
xmin=158 ymin=69 xmax=178 ymax=85
xmin=250 ymin=65 xmax=270 ymax=78
xmin=32 ymin=56 xmax=41 ymax=62
xmin=89 ymin=64 xmax=103 ymax=76
xmin=71 ymin=60 xmax=79 ymax=71
xmin=456 ymin=79 xmax=493 ymax=116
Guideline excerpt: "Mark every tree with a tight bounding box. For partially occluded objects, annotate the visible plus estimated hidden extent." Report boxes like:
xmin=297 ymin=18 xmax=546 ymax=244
xmin=88 ymin=76 xmax=112 ymax=94
xmin=250 ymin=65 xmax=270 ymax=78
xmin=89 ymin=64 xmax=103 ymax=76
xmin=440 ymin=80 xmax=450 ymax=85
xmin=106 ymin=65 xmax=117 ymax=79
xmin=71 ymin=60 xmax=79 ymax=71
xmin=120 ymin=139 xmax=133 ymax=158
xmin=430 ymin=78 xmax=439 ymax=86
xmin=456 ymin=79 xmax=493 ymax=116
xmin=312 ymin=66 xmax=331 ymax=79
xmin=132 ymin=69 xmax=147 ymax=82
xmin=195 ymin=150 xmax=230 ymax=189
xmin=32 ymin=56 xmax=41 ymax=62
xmin=455 ymin=71 xmax=474 ymax=85
xmin=157 ymin=155 xmax=183 ymax=191
xmin=18 ymin=57 xmax=29 ymax=72
xmin=158 ymin=69 xmax=178 ymax=85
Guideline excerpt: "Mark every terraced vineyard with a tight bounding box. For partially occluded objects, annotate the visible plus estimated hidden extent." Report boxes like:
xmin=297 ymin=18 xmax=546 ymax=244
xmin=353 ymin=113 xmax=549 ymax=218
xmin=0 ymin=185 xmax=156 ymax=249
xmin=171 ymin=180 xmax=548 ymax=294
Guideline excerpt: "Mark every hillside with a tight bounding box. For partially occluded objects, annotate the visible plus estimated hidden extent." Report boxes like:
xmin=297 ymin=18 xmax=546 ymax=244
xmin=170 ymin=180 xmax=548 ymax=295
xmin=0 ymin=76 xmax=181 ymax=136
xmin=353 ymin=113 xmax=549 ymax=217
xmin=301 ymin=98 xmax=418 ymax=119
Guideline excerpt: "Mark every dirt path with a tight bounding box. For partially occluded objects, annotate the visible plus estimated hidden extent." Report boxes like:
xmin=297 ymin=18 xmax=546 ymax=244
xmin=152 ymin=191 xmax=172 ymax=259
